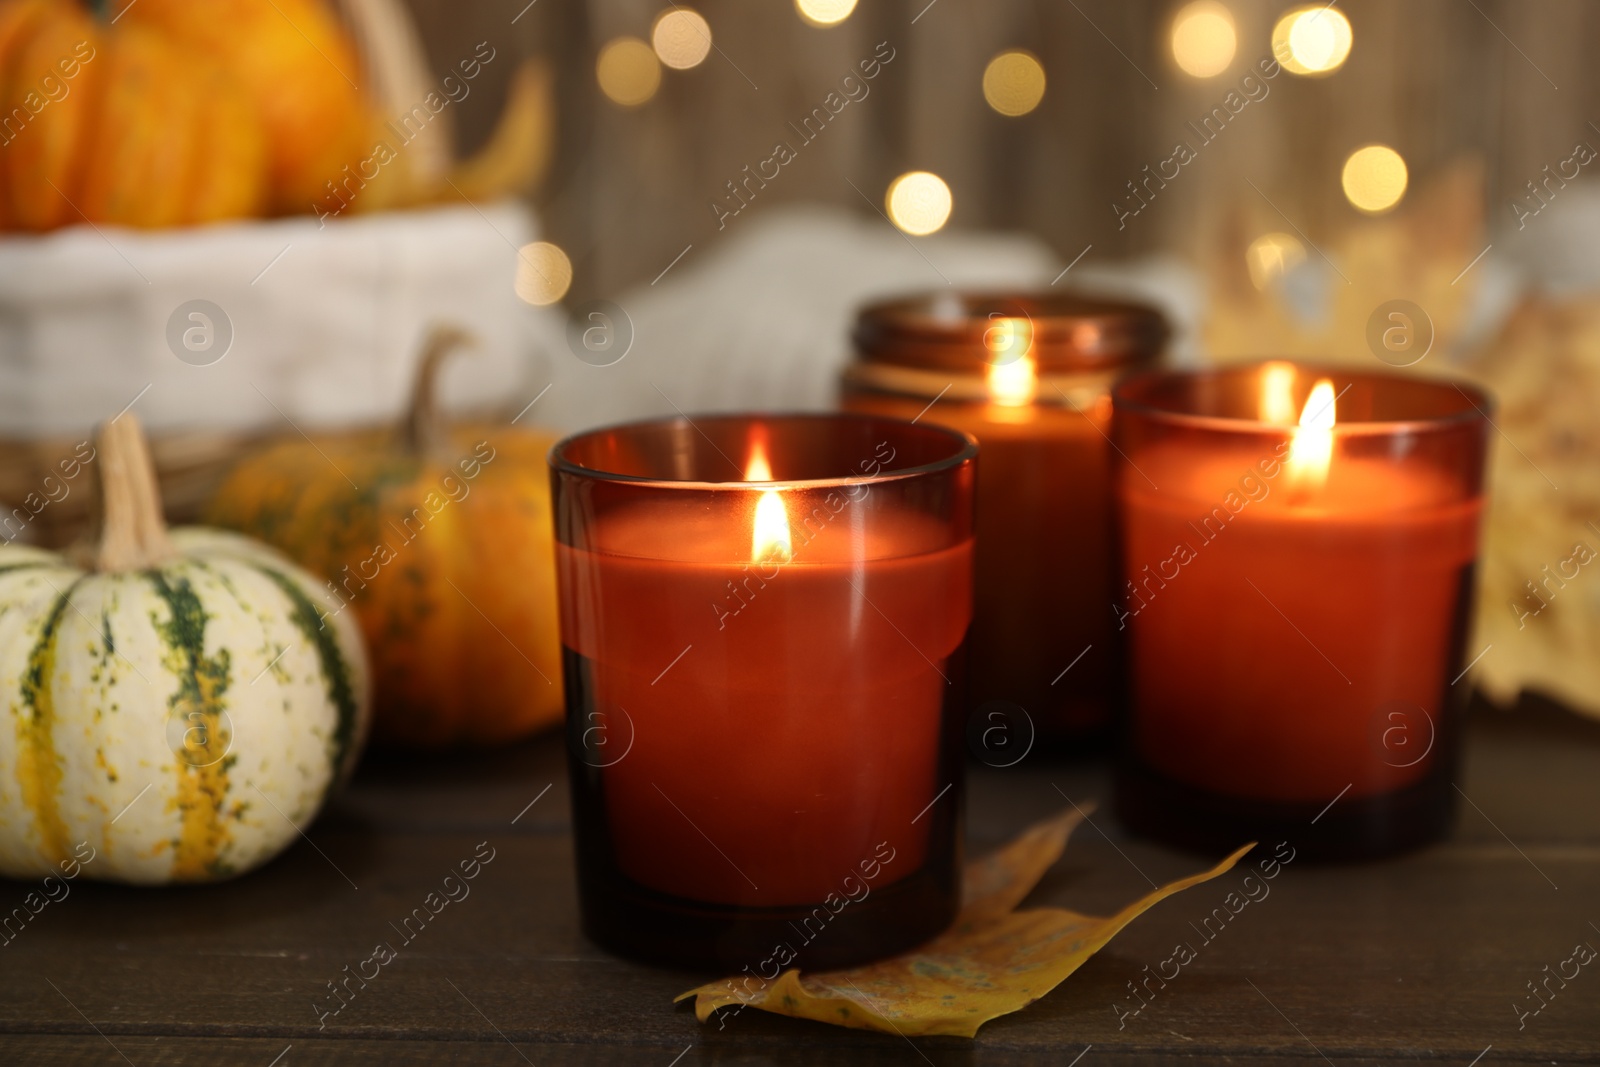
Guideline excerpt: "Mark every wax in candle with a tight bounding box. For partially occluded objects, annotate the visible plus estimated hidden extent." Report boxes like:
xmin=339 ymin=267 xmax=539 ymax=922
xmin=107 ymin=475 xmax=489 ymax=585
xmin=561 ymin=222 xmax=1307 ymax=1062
xmin=559 ymin=503 xmax=972 ymax=907
xmin=1119 ymin=439 xmax=1480 ymax=803
xmin=843 ymin=393 xmax=1115 ymax=739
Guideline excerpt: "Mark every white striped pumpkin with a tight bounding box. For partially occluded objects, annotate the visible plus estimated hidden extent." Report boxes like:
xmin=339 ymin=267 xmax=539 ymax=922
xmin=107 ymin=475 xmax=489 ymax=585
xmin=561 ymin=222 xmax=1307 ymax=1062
xmin=0 ymin=416 xmax=370 ymax=884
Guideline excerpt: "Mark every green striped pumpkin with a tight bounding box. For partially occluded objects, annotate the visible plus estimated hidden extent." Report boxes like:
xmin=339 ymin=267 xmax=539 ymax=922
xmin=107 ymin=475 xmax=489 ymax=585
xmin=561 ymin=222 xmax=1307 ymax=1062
xmin=0 ymin=416 xmax=370 ymax=884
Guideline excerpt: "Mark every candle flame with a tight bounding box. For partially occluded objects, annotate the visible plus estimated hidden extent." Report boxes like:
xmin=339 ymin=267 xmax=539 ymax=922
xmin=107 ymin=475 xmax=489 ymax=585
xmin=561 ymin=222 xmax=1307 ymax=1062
xmin=985 ymin=316 xmax=1036 ymax=407
xmin=745 ymin=435 xmax=792 ymax=564
xmin=745 ymin=437 xmax=773 ymax=481
xmin=1287 ymin=378 xmax=1336 ymax=486
xmin=987 ymin=354 xmax=1037 ymax=407
xmin=1259 ymin=361 xmax=1298 ymax=424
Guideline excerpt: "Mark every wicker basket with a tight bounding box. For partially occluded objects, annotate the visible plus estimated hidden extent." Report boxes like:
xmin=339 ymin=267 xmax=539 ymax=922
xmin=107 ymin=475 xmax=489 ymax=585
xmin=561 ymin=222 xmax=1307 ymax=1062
xmin=0 ymin=202 xmax=560 ymax=547
xmin=0 ymin=429 xmax=267 ymax=549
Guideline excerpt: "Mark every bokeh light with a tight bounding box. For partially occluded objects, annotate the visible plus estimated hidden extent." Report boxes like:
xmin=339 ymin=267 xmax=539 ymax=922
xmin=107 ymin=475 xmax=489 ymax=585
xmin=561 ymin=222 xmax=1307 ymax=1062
xmin=1246 ymin=232 xmax=1307 ymax=290
xmin=1341 ymin=144 xmax=1408 ymax=214
xmin=596 ymin=37 xmax=661 ymax=107
xmin=886 ymin=171 xmax=953 ymax=236
xmin=795 ymin=0 xmax=857 ymax=27
xmin=982 ymin=50 xmax=1047 ymax=117
xmin=652 ymin=9 xmax=712 ymax=71
xmin=1273 ymin=6 xmax=1353 ymax=76
xmin=515 ymin=241 xmax=573 ymax=306
xmin=1171 ymin=1 xmax=1237 ymax=78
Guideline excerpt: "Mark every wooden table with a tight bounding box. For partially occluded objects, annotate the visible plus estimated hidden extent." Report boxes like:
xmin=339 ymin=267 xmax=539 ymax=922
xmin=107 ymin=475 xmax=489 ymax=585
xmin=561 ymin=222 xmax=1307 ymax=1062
xmin=3 ymin=695 xmax=1597 ymax=1065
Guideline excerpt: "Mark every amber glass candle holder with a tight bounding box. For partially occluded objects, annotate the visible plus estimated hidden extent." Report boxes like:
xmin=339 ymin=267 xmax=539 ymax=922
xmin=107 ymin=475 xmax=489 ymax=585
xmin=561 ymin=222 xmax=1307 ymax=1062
xmin=1110 ymin=363 xmax=1491 ymax=860
xmin=550 ymin=412 xmax=976 ymax=969
xmin=842 ymin=292 xmax=1167 ymax=749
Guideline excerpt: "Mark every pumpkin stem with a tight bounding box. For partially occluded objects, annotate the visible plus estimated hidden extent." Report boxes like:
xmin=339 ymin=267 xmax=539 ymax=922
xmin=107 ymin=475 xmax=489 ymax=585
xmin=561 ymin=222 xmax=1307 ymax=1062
xmin=95 ymin=413 xmax=176 ymax=573
xmin=403 ymin=325 xmax=477 ymax=458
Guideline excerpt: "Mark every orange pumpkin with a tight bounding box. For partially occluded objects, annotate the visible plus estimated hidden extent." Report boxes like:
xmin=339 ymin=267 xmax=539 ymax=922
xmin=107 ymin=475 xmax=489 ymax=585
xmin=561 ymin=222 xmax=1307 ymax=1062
xmin=123 ymin=0 xmax=370 ymax=215
xmin=0 ymin=0 xmax=377 ymax=229
xmin=0 ymin=0 xmax=269 ymax=228
xmin=206 ymin=328 xmax=564 ymax=748
xmin=0 ymin=0 xmax=553 ymax=230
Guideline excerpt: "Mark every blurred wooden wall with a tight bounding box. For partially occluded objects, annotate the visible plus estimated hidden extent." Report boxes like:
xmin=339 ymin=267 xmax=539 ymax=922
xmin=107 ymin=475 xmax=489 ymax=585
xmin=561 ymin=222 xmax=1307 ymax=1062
xmin=405 ymin=0 xmax=1600 ymax=299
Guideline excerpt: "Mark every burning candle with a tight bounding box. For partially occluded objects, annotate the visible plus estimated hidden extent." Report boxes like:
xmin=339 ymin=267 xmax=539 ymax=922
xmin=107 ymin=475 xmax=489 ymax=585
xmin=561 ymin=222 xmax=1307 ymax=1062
xmin=551 ymin=413 xmax=976 ymax=968
xmin=842 ymin=293 xmax=1167 ymax=749
xmin=1111 ymin=363 xmax=1491 ymax=859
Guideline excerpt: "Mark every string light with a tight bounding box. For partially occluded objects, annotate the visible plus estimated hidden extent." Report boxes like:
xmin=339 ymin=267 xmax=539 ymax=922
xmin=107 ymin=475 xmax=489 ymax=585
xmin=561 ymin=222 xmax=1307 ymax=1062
xmin=1171 ymin=1 xmax=1236 ymax=78
xmin=1273 ymin=6 xmax=1353 ymax=76
xmin=652 ymin=9 xmax=712 ymax=71
xmin=886 ymin=172 xmax=952 ymax=236
xmin=982 ymin=50 xmax=1046 ymax=117
xmin=596 ymin=37 xmax=661 ymax=107
xmin=515 ymin=242 xmax=573 ymax=306
xmin=795 ymin=0 xmax=857 ymax=28
xmin=1342 ymin=144 xmax=1408 ymax=214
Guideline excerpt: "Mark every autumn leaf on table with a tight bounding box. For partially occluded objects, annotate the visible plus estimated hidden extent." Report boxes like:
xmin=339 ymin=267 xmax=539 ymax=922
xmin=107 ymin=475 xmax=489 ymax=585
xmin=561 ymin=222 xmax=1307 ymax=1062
xmin=677 ymin=808 xmax=1252 ymax=1038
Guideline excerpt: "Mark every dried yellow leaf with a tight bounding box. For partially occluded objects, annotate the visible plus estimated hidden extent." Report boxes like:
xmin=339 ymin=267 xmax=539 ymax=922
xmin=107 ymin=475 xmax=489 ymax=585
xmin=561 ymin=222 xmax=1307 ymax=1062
xmin=678 ymin=808 xmax=1252 ymax=1038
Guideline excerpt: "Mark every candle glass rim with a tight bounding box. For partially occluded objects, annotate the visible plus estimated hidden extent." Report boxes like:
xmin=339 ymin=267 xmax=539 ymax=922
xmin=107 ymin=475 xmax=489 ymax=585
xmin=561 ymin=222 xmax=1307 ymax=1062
xmin=853 ymin=287 xmax=1168 ymax=374
xmin=548 ymin=410 xmax=979 ymax=490
xmin=1112 ymin=361 xmax=1494 ymax=438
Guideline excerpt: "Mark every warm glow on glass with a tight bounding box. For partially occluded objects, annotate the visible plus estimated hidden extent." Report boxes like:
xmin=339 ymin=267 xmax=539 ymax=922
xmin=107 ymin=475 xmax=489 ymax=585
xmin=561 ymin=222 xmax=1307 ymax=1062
xmin=795 ymin=0 xmax=857 ymax=27
xmin=514 ymin=241 xmax=573 ymax=306
xmin=987 ymin=355 xmax=1037 ymax=407
xmin=983 ymin=315 xmax=1036 ymax=406
xmin=1287 ymin=378 xmax=1336 ymax=485
xmin=1273 ymin=6 xmax=1353 ymax=76
xmin=652 ymin=9 xmax=712 ymax=70
xmin=1171 ymin=1 xmax=1237 ymax=78
xmin=886 ymin=171 xmax=953 ymax=236
xmin=1342 ymin=144 xmax=1408 ymax=214
xmin=983 ymin=314 xmax=1031 ymax=361
xmin=597 ymin=37 xmax=661 ymax=107
xmin=752 ymin=492 xmax=792 ymax=563
xmin=744 ymin=436 xmax=792 ymax=564
xmin=1258 ymin=361 xmax=1298 ymax=425
xmin=982 ymin=50 xmax=1046 ymax=116
xmin=1246 ymin=232 xmax=1307 ymax=290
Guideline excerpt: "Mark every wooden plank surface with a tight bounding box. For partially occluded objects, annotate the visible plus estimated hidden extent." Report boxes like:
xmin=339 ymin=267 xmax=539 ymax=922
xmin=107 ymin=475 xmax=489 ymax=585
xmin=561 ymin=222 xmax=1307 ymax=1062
xmin=1 ymin=696 xmax=1597 ymax=1065
xmin=419 ymin=0 xmax=1600 ymax=297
